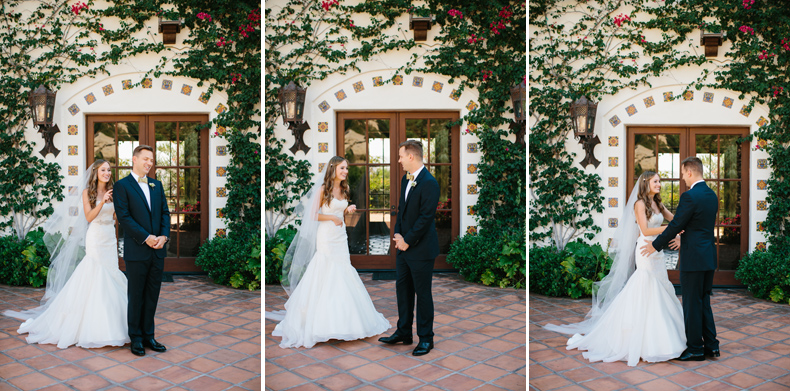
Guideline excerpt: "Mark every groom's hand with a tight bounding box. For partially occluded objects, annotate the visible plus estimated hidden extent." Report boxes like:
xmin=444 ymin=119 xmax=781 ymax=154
xmin=393 ymin=234 xmax=409 ymax=251
xmin=640 ymin=240 xmax=656 ymax=257
xmin=669 ymin=235 xmax=681 ymax=250
xmin=144 ymin=235 xmax=157 ymax=247
xmin=153 ymin=236 xmax=167 ymax=249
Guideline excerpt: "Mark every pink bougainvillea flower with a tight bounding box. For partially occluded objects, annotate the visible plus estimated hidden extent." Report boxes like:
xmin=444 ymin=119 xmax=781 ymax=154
xmin=197 ymin=12 xmax=212 ymax=22
xmin=743 ymin=0 xmax=755 ymax=9
xmin=739 ymin=25 xmax=755 ymax=35
xmin=447 ymin=9 xmax=463 ymax=18
xmin=613 ymin=14 xmax=631 ymax=28
xmin=71 ymin=2 xmax=88 ymax=15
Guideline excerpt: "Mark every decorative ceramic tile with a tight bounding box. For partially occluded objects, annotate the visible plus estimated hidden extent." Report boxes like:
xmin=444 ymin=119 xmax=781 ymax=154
xmin=216 ymin=166 xmax=227 ymax=177
xmin=319 ymin=100 xmax=330 ymax=113
xmin=122 ymin=80 xmax=133 ymax=90
xmin=216 ymin=229 xmax=227 ymax=238
xmin=102 ymin=84 xmax=114 ymax=96
xmin=643 ymin=96 xmax=655 ymax=108
xmin=756 ymin=242 xmax=767 ymax=251
xmin=432 ymin=81 xmax=443 ymax=93
xmin=412 ymin=77 xmax=424 ymax=87
xmin=353 ymin=81 xmax=364 ymax=93
xmin=450 ymin=89 xmax=461 ymax=101
xmin=740 ymin=105 xmax=751 ymax=117
xmin=608 ymin=177 xmax=618 ymax=187
xmin=467 ymin=206 xmax=475 ymax=216
xmin=609 ymin=157 xmax=619 ymax=167
xmin=757 ymin=116 xmax=769 ymax=127
xmin=393 ymin=75 xmax=403 ymax=85
xmin=318 ymin=122 xmax=329 ymax=133
xmin=467 ymin=185 xmax=478 ymax=194
xmin=216 ymin=209 xmax=225 ymax=218
xmin=757 ymin=221 xmax=765 ymax=232
xmin=467 ymin=143 xmax=478 ymax=153
xmin=68 ymin=104 xmax=80 ymax=116
xmin=467 ymin=164 xmax=478 ymax=174
xmin=318 ymin=163 xmax=326 ymax=172
xmin=216 ymin=187 xmax=227 ymax=197
xmin=663 ymin=92 xmax=673 ymax=102
xmin=372 ymin=76 xmax=383 ymax=87
xmin=142 ymin=78 xmax=153 ymax=89
xmin=67 ymin=146 xmax=78 ymax=156
xmin=216 ymin=146 xmax=227 ymax=156
xmin=68 ymin=186 xmax=78 ymax=196
xmin=609 ymin=137 xmax=619 ymax=147
xmin=198 ymin=93 xmax=210 ymax=104
xmin=335 ymin=89 xmax=347 ymax=101
xmin=181 ymin=84 xmax=193 ymax=96
xmin=683 ymin=91 xmax=693 ymax=101
xmin=703 ymin=92 xmax=714 ymax=103
xmin=162 ymin=80 xmax=173 ymax=90
xmin=466 ymin=226 xmax=478 ymax=236
xmin=85 ymin=93 xmax=97 ymax=105
xmin=722 ymin=97 xmax=734 ymax=108
xmin=68 ymin=166 xmax=78 ymax=176
xmin=608 ymin=218 xmax=618 ymax=228
xmin=757 ymin=180 xmax=768 ymax=190
xmin=757 ymin=200 xmax=768 ymax=211
xmin=217 ymin=126 xmax=227 ymax=136
xmin=69 ymin=207 xmax=78 ymax=217
xmin=757 ymin=159 xmax=768 ymax=169
xmin=215 ymin=103 xmax=227 ymax=114
xmin=468 ymin=123 xmax=478 ymax=132
xmin=609 ymin=198 xmax=618 ymax=208
xmin=609 ymin=115 xmax=621 ymax=127
xmin=68 ymin=125 xmax=78 ymax=136
xmin=758 ymin=138 xmax=768 ymax=148
xmin=466 ymin=101 xmax=478 ymax=111
xmin=318 ymin=143 xmax=329 ymax=153
xmin=607 ymin=238 xmax=613 ymax=247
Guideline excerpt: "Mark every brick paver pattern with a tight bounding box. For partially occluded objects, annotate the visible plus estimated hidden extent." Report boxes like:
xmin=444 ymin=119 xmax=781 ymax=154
xmin=0 ymin=276 xmax=261 ymax=390
xmin=530 ymin=289 xmax=790 ymax=390
xmin=265 ymin=273 xmax=526 ymax=390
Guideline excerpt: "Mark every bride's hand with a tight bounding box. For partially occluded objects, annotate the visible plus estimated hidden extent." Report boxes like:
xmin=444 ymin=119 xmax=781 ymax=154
xmin=102 ymin=189 xmax=113 ymax=203
xmin=346 ymin=204 xmax=356 ymax=214
xmin=333 ymin=216 xmax=343 ymax=226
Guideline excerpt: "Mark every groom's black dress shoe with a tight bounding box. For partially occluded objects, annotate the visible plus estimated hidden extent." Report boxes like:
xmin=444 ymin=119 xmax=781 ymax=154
xmin=378 ymin=334 xmax=413 ymax=345
xmin=412 ymin=341 xmax=433 ymax=356
xmin=131 ymin=341 xmax=145 ymax=356
xmin=676 ymin=350 xmax=705 ymax=361
xmin=705 ymin=348 xmax=721 ymax=358
xmin=143 ymin=339 xmax=167 ymax=352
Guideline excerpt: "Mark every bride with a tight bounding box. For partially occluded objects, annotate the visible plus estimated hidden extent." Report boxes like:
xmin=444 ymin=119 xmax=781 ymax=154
xmin=545 ymin=170 xmax=686 ymax=366
xmin=3 ymin=160 xmax=129 ymax=349
xmin=271 ymin=155 xmax=391 ymax=348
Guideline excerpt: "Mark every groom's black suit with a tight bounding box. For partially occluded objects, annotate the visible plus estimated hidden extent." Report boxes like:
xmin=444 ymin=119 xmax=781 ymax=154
xmin=114 ymin=174 xmax=170 ymax=343
xmin=652 ymin=181 xmax=719 ymax=355
xmin=393 ymin=168 xmax=440 ymax=343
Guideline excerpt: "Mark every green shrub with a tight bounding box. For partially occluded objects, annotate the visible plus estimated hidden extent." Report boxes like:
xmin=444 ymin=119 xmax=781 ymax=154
xmin=446 ymin=231 xmax=500 ymax=284
xmin=736 ymin=249 xmax=790 ymax=302
xmin=264 ymin=225 xmax=297 ymax=285
xmin=196 ymin=236 xmax=260 ymax=290
xmin=528 ymin=245 xmax=566 ymax=296
xmin=529 ymin=240 xmax=612 ymax=298
xmin=481 ymin=228 xmax=526 ymax=289
xmin=0 ymin=229 xmax=51 ymax=287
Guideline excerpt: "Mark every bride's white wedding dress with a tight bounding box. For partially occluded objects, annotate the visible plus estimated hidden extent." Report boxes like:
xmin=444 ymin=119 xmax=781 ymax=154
xmin=15 ymin=203 xmax=130 ymax=349
xmin=273 ymin=198 xmax=391 ymax=348
xmin=565 ymin=213 xmax=686 ymax=366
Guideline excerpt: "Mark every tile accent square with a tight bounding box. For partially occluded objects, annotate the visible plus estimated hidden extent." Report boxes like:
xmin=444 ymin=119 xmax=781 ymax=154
xmin=609 ymin=157 xmax=619 ymax=167
xmin=757 ymin=200 xmax=768 ymax=211
xmin=722 ymin=97 xmax=734 ymax=108
xmin=757 ymin=180 xmax=768 ymax=190
xmin=467 ymin=143 xmax=478 ymax=153
xmin=68 ymin=125 xmax=78 ymax=136
xmin=608 ymin=218 xmax=618 ymax=228
xmin=216 ymin=187 xmax=227 ymax=197
xmin=216 ymin=146 xmax=227 ymax=156
xmin=198 ymin=93 xmax=210 ymax=104
xmin=69 ymin=207 xmax=78 ymax=216
xmin=216 ymin=167 xmax=227 ymax=177
xmin=102 ymin=84 xmax=114 ymax=96
xmin=216 ymin=209 xmax=225 ymax=218
xmin=757 ymin=221 xmax=765 ymax=232
xmin=609 ymin=198 xmax=618 ymax=208
xmin=412 ymin=77 xmax=424 ymax=87
xmin=450 ymin=89 xmax=461 ymax=101
xmin=608 ymin=177 xmax=619 ymax=187
xmin=468 ymin=123 xmax=478 ymax=131
xmin=335 ymin=89 xmax=347 ymax=101
xmin=392 ymin=75 xmax=403 ymax=85
xmin=215 ymin=229 xmax=227 ymax=238
xmin=683 ymin=91 xmax=693 ymax=101
xmin=162 ymin=80 xmax=173 ymax=90
xmin=466 ymin=226 xmax=478 ymax=236
xmin=68 ymin=104 xmax=80 ymax=116
xmin=68 ymin=166 xmax=78 ymax=176
xmin=625 ymin=104 xmax=638 ymax=116
xmin=318 ymin=143 xmax=329 ymax=153
xmin=142 ymin=78 xmax=153 ymax=89
xmin=609 ymin=115 xmax=621 ymax=127
xmin=663 ymin=92 xmax=673 ymax=102
xmin=432 ymin=81 xmax=443 ymax=93
xmin=67 ymin=146 xmax=78 ymax=156
xmin=215 ymin=103 xmax=227 ymax=114
xmin=703 ymin=92 xmax=714 ymax=103
xmin=85 ymin=93 xmax=97 ymax=105
xmin=318 ymin=122 xmax=329 ymax=133
xmin=353 ymin=81 xmax=364 ymax=93
xmin=757 ymin=116 xmax=769 ymax=127
xmin=467 ymin=206 xmax=475 ymax=215
xmin=68 ymin=186 xmax=78 ymax=196
xmin=319 ymin=100 xmax=330 ymax=113
xmin=318 ymin=163 xmax=326 ymax=172
xmin=122 ymin=80 xmax=133 ymax=90
xmin=467 ymin=185 xmax=478 ymax=194
xmin=466 ymin=101 xmax=478 ymax=111
xmin=181 ymin=84 xmax=193 ymax=96
xmin=643 ymin=96 xmax=655 ymax=108
xmin=608 ymin=136 xmax=619 ymax=147
xmin=757 ymin=159 xmax=768 ymax=169
xmin=467 ymin=164 xmax=478 ymax=174
xmin=217 ymin=126 xmax=227 ymax=136
xmin=372 ymin=76 xmax=383 ymax=87
xmin=757 ymin=138 xmax=768 ymax=148
xmin=756 ymin=242 xmax=767 ymax=251
xmin=740 ymin=105 xmax=752 ymax=117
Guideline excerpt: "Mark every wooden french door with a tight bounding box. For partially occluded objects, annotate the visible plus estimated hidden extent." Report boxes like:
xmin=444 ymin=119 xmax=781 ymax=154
xmin=337 ymin=112 xmax=460 ymax=270
xmin=86 ymin=115 xmax=209 ymax=272
xmin=627 ymin=127 xmax=749 ymax=285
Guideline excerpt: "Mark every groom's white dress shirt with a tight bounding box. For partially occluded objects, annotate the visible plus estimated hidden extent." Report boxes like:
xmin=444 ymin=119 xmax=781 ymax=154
xmin=690 ymin=179 xmax=705 ymax=190
xmin=131 ymin=171 xmax=152 ymax=210
xmin=405 ymin=165 xmax=425 ymax=201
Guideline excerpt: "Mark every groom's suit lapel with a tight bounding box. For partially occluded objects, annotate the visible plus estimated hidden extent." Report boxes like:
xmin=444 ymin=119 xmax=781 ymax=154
xmin=125 ymin=174 xmax=152 ymax=213
xmin=402 ymin=169 xmax=428 ymax=214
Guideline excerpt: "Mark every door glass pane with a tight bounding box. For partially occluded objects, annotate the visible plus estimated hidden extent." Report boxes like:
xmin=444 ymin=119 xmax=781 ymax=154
xmin=181 ymin=122 xmax=201 ymax=166
xmin=94 ymin=123 xmax=116 ymax=164
xmin=369 ymin=212 xmax=391 ymax=255
xmin=368 ymin=120 xmax=390 ymax=164
xmin=405 ymin=119 xmax=429 ymax=161
xmin=181 ymin=168 xmax=201 ymax=211
xmin=344 ymin=120 xmax=367 ymax=163
xmin=657 ymin=134 xmax=681 ymax=179
xmin=430 ymin=120 xmax=451 ymax=164
xmin=720 ymin=135 xmax=740 ymax=179
xmin=369 ymin=166 xmax=390 ymax=209
xmin=155 ymin=122 xmax=177 ymax=166
xmin=660 ymin=180 xmax=681 ymax=216
xmin=718 ymin=232 xmax=740 ymax=270
xmin=168 ymin=215 xmax=179 ymax=258
xmin=696 ymin=134 xmax=718 ymax=179
xmin=347 ymin=165 xmax=366 ymax=209
xmin=346 ymin=211 xmax=366 ymax=255
xmin=118 ymin=123 xmax=140 ymax=167
xmin=179 ymin=213 xmax=201 ymax=257
xmin=159 ymin=168 xmax=178 ymax=212
xmin=115 ymin=168 xmax=131 ymax=182
xmin=634 ymin=134 xmax=657 ymax=180
xmin=430 ymin=166 xmax=452 ymax=204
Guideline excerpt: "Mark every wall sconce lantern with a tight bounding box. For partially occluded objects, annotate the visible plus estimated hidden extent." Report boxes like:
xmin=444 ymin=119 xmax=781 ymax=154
xmin=28 ymin=85 xmax=60 ymax=158
xmin=510 ymin=80 xmax=526 ymax=146
xmin=158 ymin=17 xmax=182 ymax=45
xmin=700 ymin=30 xmax=723 ymax=57
xmin=570 ymin=96 xmax=601 ymax=168
xmin=409 ymin=14 xmax=434 ymax=41
xmin=278 ymin=81 xmax=310 ymax=155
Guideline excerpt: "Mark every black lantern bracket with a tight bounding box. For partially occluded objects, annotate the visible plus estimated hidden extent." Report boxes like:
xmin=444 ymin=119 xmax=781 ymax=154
xmin=38 ymin=124 xmax=61 ymax=158
xmin=29 ymin=85 xmax=60 ymax=158
xmin=578 ymin=135 xmax=601 ymax=168
xmin=288 ymin=122 xmax=311 ymax=155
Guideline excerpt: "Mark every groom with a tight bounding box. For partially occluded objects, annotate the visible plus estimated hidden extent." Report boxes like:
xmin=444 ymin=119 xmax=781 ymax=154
xmin=379 ymin=140 xmax=440 ymax=356
xmin=114 ymin=145 xmax=170 ymax=356
xmin=641 ymin=156 xmax=720 ymax=361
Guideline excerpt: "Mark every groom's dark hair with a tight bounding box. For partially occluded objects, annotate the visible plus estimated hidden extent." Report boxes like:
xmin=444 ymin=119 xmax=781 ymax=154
xmin=681 ymin=156 xmax=704 ymax=177
xmin=399 ymin=139 xmax=423 ymax=161
xmin=133 ymin=144 xmax=154 ymax=156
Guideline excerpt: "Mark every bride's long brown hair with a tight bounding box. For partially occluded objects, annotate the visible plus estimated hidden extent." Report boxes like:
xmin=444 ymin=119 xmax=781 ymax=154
xmin=87 ymin=160 xmax=114 ymax=208
xmin=321 ymin=156 xmax=350 ymax=207
xmin=636 ymin=170 xmax=664 ymax=220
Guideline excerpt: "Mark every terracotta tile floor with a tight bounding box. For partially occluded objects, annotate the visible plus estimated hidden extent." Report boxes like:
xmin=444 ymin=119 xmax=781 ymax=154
xmin=265 ymin=273 xmax=526 ymax=390
xmin=0 ymin=276 xmax=261 ymax=390
xmin=530 ymin=289 xmax=790 ymax=390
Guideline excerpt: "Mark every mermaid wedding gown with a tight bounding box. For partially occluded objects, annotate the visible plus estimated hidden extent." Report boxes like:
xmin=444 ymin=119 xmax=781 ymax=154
xmin=563 ymin=213 xmax=686 ymax=366
xmin=273 ymin=198 xmax=391 ymax=348
xmin=12 ymin=203 xmax=130 ymax=349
